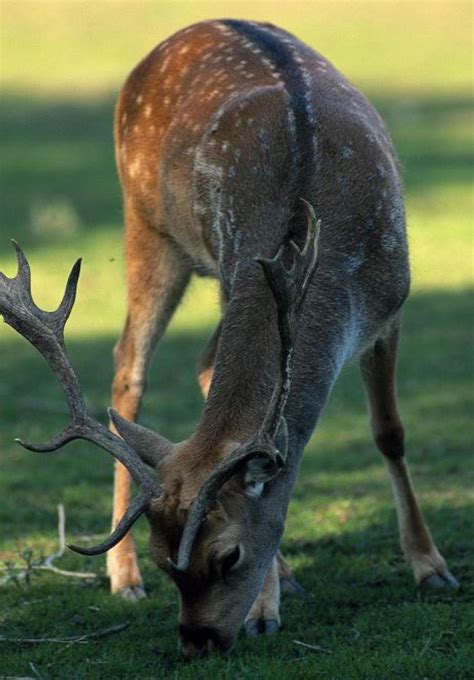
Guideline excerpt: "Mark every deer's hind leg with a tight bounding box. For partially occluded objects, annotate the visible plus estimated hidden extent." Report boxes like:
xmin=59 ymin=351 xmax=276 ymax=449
xmin=108 ymin=202 xmax=190 ymax=600
xmin=360 ymin=316 xmax=458 ymax=588
xmin=276 ymin=550 xmax=306 ymax=596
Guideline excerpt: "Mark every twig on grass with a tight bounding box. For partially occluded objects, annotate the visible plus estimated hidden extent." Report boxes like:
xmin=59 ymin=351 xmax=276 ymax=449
xmin=293 ymin=639 xmax=332 ymax=654
xmin=0 ymin=505 xmax=97 ymax=586
xmin=41 ymin=504 xmax=97 ymax=579
xmin=28 ymin=663 xmax=43 ymax=680
xmin=0 ymin=622 xmax=130 ymax=645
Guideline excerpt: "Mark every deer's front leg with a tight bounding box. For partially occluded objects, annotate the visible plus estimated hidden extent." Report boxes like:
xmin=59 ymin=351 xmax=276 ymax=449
xmin=245 ymin=557 xmax=281 ymax=636
xmin=107 ymin=203 xmax=190 ymax=600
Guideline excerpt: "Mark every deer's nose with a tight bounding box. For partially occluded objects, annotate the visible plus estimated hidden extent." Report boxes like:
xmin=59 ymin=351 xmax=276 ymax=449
xmin=179 ymin=624 xmax=233 ymax=658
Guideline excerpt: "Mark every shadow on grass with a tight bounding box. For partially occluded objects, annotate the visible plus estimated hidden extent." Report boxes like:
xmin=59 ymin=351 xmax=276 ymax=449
xmin=1 ymin=287 xmax=472 ymax=549
xmin=0 ymin=282 xmax=472 ymax=678
xmin=0 ymin=92 xmax=118 ymax=248
xmin=0 ymin=89 xmax=473 ymax=255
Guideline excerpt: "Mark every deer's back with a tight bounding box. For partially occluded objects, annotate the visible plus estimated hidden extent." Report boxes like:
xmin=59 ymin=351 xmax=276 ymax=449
xmin=116 ymin=20 xmax=409 ymax=312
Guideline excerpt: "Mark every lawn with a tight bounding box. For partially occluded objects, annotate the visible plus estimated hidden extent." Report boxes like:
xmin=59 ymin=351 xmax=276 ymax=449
xmin=0 ymin=2 xmax=473 ymax=678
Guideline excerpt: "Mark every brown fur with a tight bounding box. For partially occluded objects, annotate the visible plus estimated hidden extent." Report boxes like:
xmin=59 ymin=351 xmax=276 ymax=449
xmin=106 ymin=20 xmax=456 ymax=656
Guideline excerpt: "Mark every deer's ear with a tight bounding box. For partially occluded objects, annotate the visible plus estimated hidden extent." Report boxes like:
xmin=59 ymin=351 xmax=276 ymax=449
xmin=242 ymin=454 xmax=281 ymax=497
xmin=108 ymin=408 xmax=173 ymax=468
xmin=242 ymin=419 xmax=288 ymax=496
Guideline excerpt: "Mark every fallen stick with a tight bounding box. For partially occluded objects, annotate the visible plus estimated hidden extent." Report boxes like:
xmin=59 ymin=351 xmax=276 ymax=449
xmin=292 ymin=639 xmax=332 ymax=654
xmin=0 ymin=505 xmax=97 ymax=584
xmin=0 ymin=622 xmax=130 ymax=645
xmin=40 ymin=504 xmax=97 ymax=579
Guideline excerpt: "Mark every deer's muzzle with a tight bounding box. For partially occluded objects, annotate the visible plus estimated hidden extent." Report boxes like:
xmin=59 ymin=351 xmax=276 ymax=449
xmin=178 ymin=623 xmax=234 ymax=658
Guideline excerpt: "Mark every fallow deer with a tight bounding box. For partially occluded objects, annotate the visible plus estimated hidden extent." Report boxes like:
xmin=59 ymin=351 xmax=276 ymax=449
xmin=1 ymin=19 xmax=458 ymax=658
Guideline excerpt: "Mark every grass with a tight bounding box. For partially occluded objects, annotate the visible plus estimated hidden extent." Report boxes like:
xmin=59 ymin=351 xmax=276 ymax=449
xmin=0 ymin=2 xmax=473 ymax=678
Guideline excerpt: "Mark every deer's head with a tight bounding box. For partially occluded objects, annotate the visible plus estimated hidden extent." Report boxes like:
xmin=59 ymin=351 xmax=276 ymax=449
xmin=108 ymin=413 xmax=288 ymax=656
xmin=0 ymin=202 xmax=319 ymax=657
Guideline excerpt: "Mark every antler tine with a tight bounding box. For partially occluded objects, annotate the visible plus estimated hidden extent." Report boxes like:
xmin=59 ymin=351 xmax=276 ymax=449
xmin=11 ymin=239 xmax=33 ymax=299
xmin=256 ymin=199 xmax=320 ymax=438
xmin=1 ymin=242 xmax=87 ymax=419
xmin=0 ymin=243 xmax=158 ymax=554
xmin=7 ymin=240 xmax=83 ymax=338
xmin=174 ymin=204 xmax=321 ymax=572
xmin=15 ymin=417 xmax=155 ymax=493
xmin=52 ymin=256 xmax=83 ymax=330
xmin=298 ymin=198 xmax=321 ymax=294
xmin=68 ymin=489 xmax=152 ymax=556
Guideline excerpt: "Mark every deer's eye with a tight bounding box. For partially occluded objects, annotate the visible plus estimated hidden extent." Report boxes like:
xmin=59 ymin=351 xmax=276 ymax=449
xmin=221 ymin=546 xmax=241 ymax=578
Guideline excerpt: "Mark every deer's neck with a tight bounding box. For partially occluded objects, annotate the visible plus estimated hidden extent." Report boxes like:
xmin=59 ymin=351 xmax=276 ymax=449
xmin=195 ymin=271 xmax=279 ymax=455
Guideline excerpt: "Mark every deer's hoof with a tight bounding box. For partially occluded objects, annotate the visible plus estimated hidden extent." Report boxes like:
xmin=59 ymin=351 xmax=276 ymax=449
xmin=280 ymin=576 xmax=306 ymax=597
xmin=117 ymin=584 xmax=147 ymax=601
xmin=420 ymin=569 xmax=459 ymax=590
xmin=245 ymin=618 xmax=280 ymax=637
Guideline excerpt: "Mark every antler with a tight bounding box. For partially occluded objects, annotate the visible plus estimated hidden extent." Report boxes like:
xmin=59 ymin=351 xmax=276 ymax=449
xmin=0 ymin=242 xmax=159 ymax=555
xmin=256 ymin=198 xmax=321 ymax=439
xmin=174 ymin=200 xmax=321 ymax=570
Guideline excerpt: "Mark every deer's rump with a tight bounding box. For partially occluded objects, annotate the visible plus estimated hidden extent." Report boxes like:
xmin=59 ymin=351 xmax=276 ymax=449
xmin=115 ymin=19 xmax=408 ymax=308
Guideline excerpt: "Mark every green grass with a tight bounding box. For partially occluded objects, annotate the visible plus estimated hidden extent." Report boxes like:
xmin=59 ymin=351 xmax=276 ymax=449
xmin=0 ymin=2 xmax=473 ymax=678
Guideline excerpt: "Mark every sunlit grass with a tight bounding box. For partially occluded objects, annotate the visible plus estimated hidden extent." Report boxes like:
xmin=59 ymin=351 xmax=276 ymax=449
xmin=2 ymin=1 xmax=472 ymax=95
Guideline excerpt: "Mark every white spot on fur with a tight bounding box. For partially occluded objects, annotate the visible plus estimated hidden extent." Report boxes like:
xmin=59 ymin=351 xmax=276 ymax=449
xmin=286 ymin=106 xmax=296 ymax=142
xmin=381 ymin=231 xmax=399 ymax=252
xmin=216 ymin=23 xmax=233 ymax=37
xmin=160 ymin=56 xmax=171 ymax=72
xmin=128 ymin=156 xmax=141 ymax=179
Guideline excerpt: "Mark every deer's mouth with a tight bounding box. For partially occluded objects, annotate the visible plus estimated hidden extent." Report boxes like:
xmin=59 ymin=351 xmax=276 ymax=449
xmin=179 ymin=623 xmax=235 ymax=658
